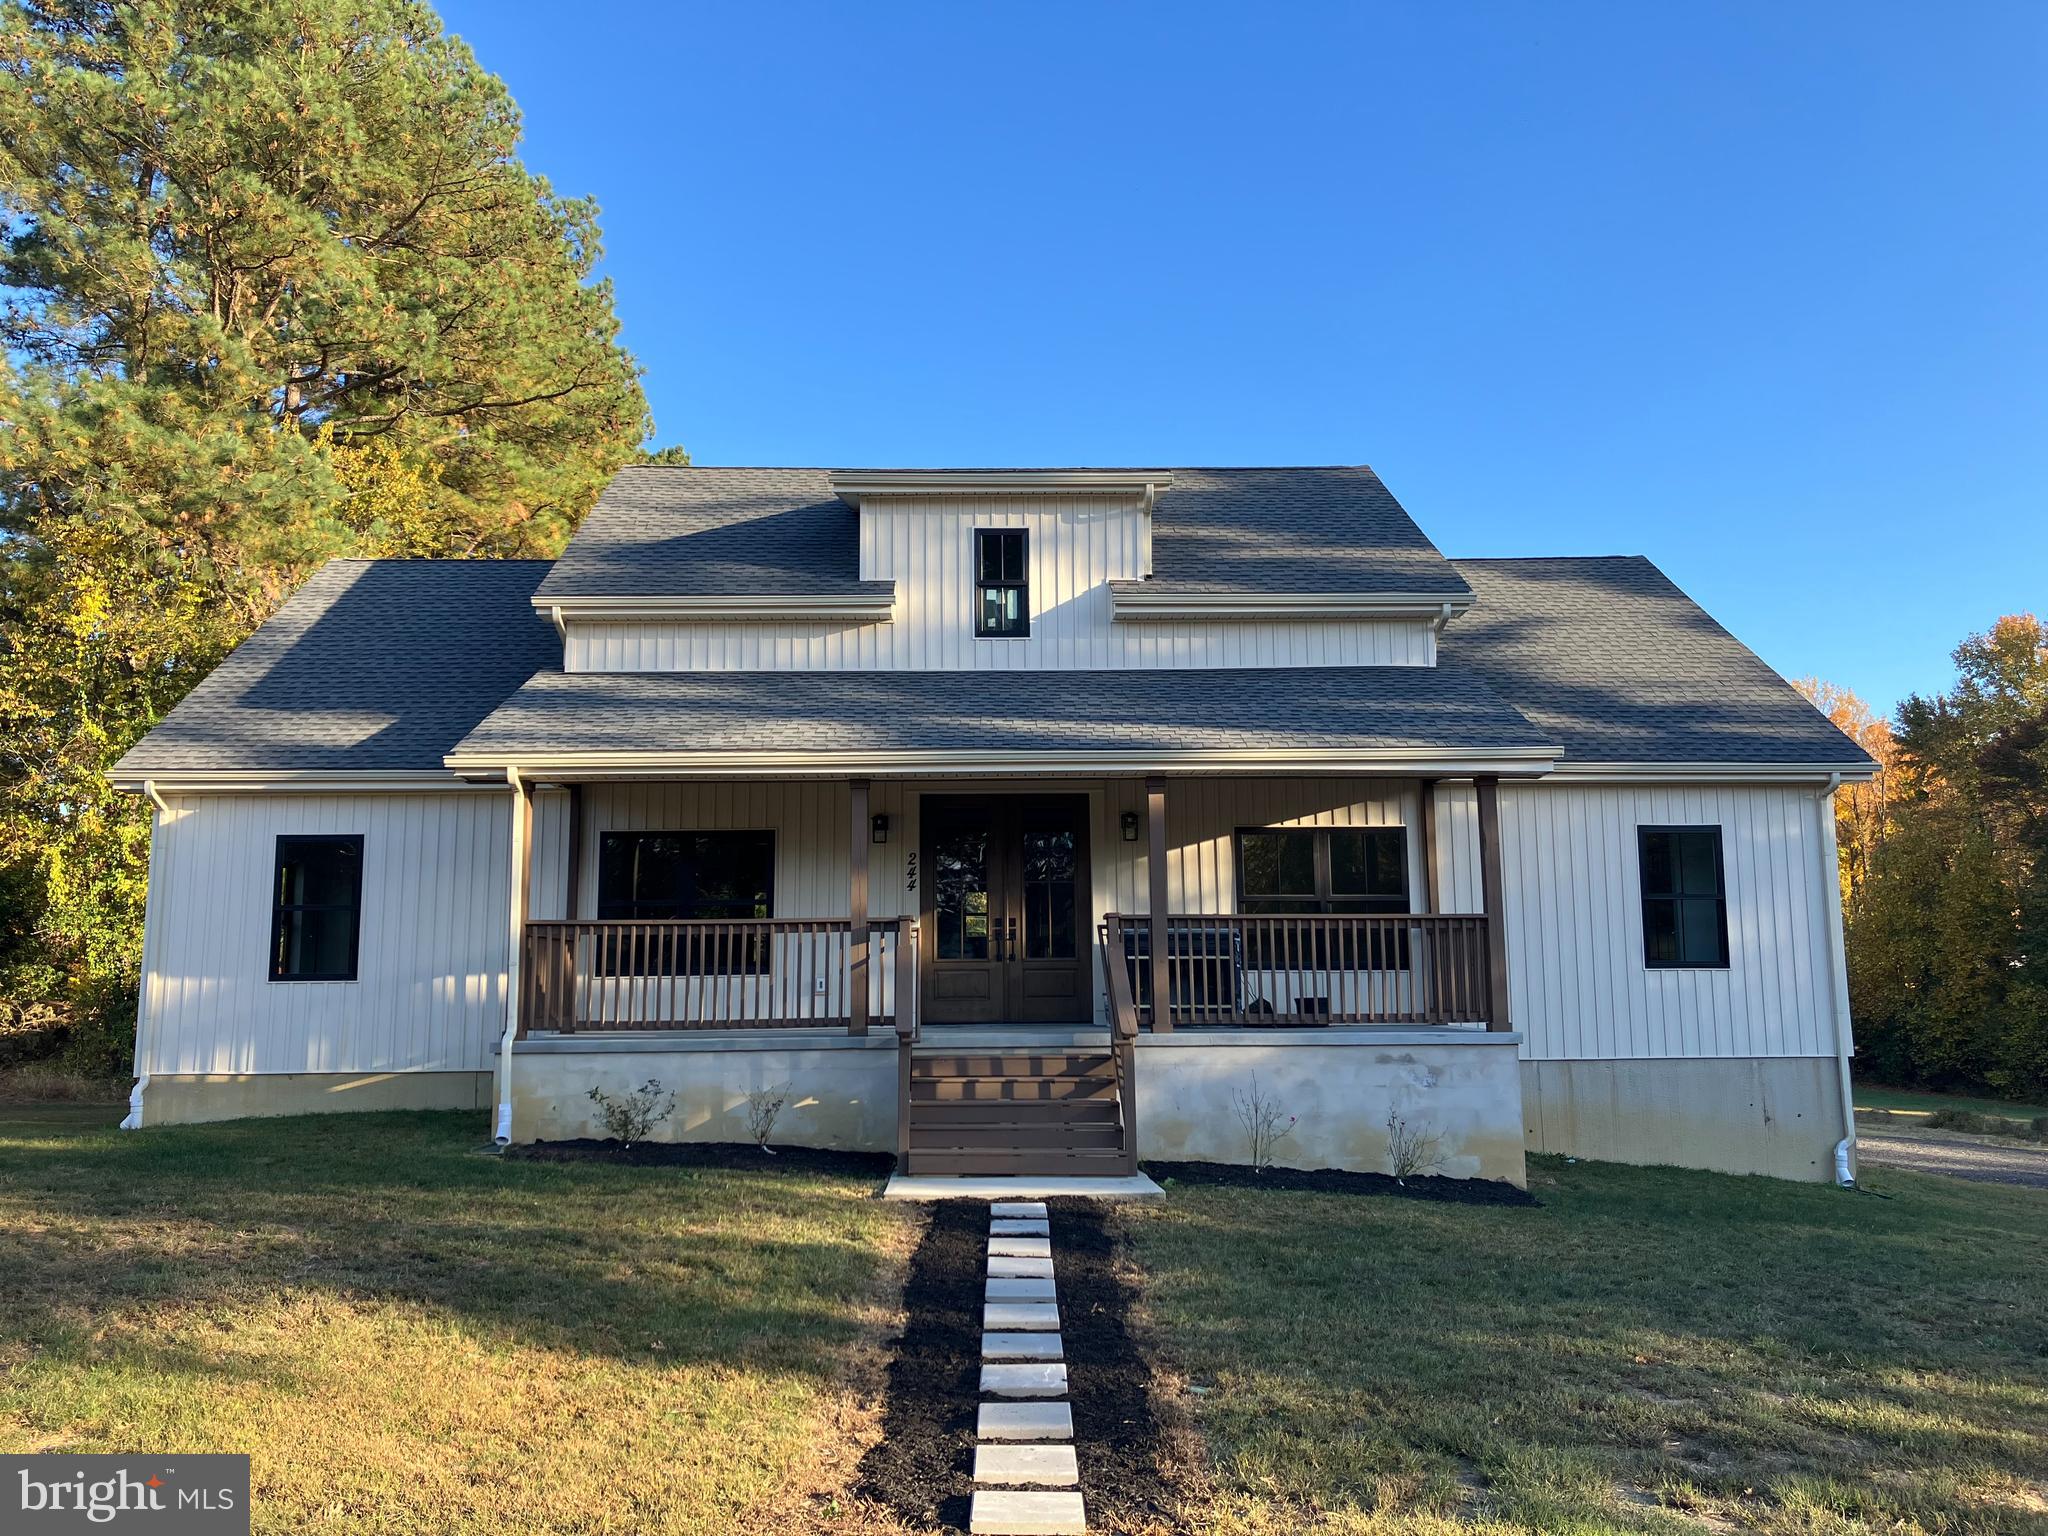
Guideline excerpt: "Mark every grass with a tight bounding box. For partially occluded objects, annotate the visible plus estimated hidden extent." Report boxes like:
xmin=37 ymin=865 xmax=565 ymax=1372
xmin=1123 ymin=1158 xmax=2048 ymax=1535
xmin=0 ymin=1107 xmax=915 ymax=1535
xmin=1853 ymin=1084 xmax=2048 ymax=1123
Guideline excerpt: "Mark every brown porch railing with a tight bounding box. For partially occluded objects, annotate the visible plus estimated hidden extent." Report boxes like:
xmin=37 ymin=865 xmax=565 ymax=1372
xmin=1098 ymin=923 xmax=1143 ymax=1174
xmin=1103 ymin=912 xmax=1492 ymax=1028
xmin=519 ymin=917 xmax=912 ymax=1034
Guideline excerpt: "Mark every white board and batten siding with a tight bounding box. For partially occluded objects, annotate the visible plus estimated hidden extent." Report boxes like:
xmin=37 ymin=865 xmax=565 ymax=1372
xmin=137 ymin=792 xmax=515 ymax=1077
xmin=1434 ymin=781 xmax=1841 ymax=1062
xmin=137 ymin=776 xmax=1841 ymax=1076
xmin=562 ymin=494 xmax=1437 ymax=673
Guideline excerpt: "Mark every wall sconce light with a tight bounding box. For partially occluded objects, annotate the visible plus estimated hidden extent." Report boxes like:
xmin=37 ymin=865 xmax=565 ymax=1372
xmin=871 ymin=814 xmax=890 ymax=845
xmin=1120 ymin=810 xmax=1141 ymax=842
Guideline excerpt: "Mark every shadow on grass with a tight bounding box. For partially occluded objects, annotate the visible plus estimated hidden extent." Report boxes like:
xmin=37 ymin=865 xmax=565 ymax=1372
xmin=0 ymin=1108 xmax=894 ymax=1378
xmin=1124 ymin=1155 xmax=2048 ymax=1534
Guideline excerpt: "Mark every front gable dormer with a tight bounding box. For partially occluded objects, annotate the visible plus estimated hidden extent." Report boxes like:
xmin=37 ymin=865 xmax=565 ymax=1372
xmin=535 ymin=465 xmax=1470 ymax=672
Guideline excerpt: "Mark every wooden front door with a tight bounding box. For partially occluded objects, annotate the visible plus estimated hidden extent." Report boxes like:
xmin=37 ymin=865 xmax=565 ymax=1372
xmin=920 ymin=795 xmax=1092 ymax=1024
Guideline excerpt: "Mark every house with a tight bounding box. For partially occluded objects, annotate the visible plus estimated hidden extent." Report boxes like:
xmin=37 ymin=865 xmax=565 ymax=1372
xmin=109 ymin=466 xmax=1877 ymax=1186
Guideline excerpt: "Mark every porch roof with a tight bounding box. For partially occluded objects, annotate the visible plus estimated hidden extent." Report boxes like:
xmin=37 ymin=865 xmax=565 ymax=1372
xmin=444 ymin=662 xmax=1559 ymax=777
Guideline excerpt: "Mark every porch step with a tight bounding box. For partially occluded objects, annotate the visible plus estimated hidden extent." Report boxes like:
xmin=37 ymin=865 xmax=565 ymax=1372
xmin=913 ymin=1053 xmax=1115 ymax=1079
xmin=910 ymin=1123 xmax=1124 ymax=1151
xmin=904 ymin=1048 xmax=1131 ymax=1178
xmin=912 ymin=1075 xmax=1118 ymax=1102
xmin=913 ymin=1105 xmax=1122 ymax=1130
xmin=905 ymin=1148 xmax=1133 ymax=1177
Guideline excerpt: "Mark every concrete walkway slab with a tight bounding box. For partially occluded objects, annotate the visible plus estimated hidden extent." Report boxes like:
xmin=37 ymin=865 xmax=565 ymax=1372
xmin=880 ymin=1174 xmax=1163 ymax=1202
xmin=989 ymin=1200 xmax=1049 ymax=1218
xmin=989 ymin=1236 xmax=1053 ymax=1259
xmin=982 ymin=1331 xmax=1063 ymax=1360
xmin=969 ymin=1489 xmax=1087 ymax=1534
xmin=974 ymin=1443 xmax=1081 ymax=1486
xmin=987 ymin=1276 xmax=1058 ymax=1301
xmin=981 ymin=1362 xmax=1069 ymax=1398
xmin=989 ymin=1218 xmax=1051 ymax=1236
xmin=985 ymin=1302 xmax=1060 ymax=1331
xmin=978 ymin=1401 xmax=1074 ymax=1441
xmin=988 ymin=1255 xmax=1056 ymax=1279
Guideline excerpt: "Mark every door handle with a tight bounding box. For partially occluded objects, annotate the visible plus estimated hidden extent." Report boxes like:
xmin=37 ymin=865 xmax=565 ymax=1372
xmin=1004 ymin=916 xmax=1019 ymax=961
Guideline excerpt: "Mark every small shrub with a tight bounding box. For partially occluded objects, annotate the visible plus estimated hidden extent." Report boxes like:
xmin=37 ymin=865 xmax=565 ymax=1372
xmin=1233 ymin=1073 xmax=1297 ymax=1171
xmin=1385 ymin=1110 xmax=1446 ymax=1183
xmin=743 ymin=1080 xmax=793 ymax=1152
xmin=586 ymin=1079 xmax=675 ymax=1146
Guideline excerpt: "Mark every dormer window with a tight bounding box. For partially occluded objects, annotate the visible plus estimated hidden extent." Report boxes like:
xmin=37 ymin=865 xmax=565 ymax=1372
xmin=975 ymin=529 xmax=1029 ymax=638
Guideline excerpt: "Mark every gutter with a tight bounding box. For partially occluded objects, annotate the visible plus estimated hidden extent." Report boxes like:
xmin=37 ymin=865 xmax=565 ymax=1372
xmin=1818 ymin=771 xmax=1859 ymax=1186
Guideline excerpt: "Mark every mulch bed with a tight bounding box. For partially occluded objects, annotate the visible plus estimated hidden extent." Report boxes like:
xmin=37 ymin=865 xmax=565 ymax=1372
xmin=503 ymin=1138 xmax=895 ymax=1178
xmin=1144 ymin=1158 xmax=1538 ymax=1206
xmin=853 ymin=1199 xmax=1185 ymax=1534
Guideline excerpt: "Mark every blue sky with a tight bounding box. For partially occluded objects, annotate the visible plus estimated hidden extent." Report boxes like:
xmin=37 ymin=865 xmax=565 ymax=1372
xmin=438 ymin=1 xmax=2044 ymax=716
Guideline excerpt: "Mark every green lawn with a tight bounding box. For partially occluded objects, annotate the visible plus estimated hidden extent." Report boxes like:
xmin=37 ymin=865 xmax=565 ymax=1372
xmin=0 ymin=1108 xmax=914 ymax=1535
xmin=1853 ymin=1084 xmax=2048 ymax=1123
xmin=1124 ymin=1160 xmax=2048 ymax=1535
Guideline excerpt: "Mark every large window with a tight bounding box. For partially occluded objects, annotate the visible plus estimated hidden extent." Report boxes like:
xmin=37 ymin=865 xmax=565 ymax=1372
xmin=974 ymin=528 xmax=1029 ymax=637
xmin=596 ymin=830 xmax=775 ymax=974
xmin=270 ymin=835 xmax=364 ymax=981
xmin=1638 ymin=826 xmax=1728 ymax=968
xmin=1237 ymin=827 xmax=1408 ymax=914
xmin=1236 ymin=826 xmax=1410 ymax=969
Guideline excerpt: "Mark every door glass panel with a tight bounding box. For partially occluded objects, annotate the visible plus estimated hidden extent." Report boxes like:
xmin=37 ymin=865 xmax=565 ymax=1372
xmin=934 ymin=826 xmax=991 ymax=960
xmin=1021 ymin=828 xmax=1077 ymax=959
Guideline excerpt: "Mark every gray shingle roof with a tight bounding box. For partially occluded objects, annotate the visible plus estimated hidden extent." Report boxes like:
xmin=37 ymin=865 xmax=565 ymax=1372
xmin=1442 ymin=557 xmax=1877 ymax=768
xmin=535 ymin=468 xmax=886 ymax=599
xmin=534 ymin=465 xmax=1469 ymax=600
xmin=1144 ymin=467 xmax=1470 ymax=596
xmin=111 ymin=560 xmax=558 ymax=777
xmin=447 ymin=662 xmax=1552 ymax=762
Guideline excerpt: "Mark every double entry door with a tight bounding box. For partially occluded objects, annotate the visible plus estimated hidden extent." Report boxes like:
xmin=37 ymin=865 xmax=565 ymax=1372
xmin=920 ymin=795 xmax=1093 ymax=1024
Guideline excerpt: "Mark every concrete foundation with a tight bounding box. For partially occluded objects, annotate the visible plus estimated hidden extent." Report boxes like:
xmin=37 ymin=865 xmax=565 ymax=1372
xmin=507 ymin=1031 xmax=898 ymax=1148
xmin=139 ymin=1070 xmax=491 ymax=1125
xmin=1521 ymin=1056 xmax=1847 ymax=1182
xmin=1134 ymin=1028 xmax=1529 ymax=1187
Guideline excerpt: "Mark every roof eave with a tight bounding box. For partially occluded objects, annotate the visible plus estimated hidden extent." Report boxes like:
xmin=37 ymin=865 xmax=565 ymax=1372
xmin=442 ymin=744 xmax=1562 ymax=781
xmin=532 ymin=591 xmax=897 ymax=626
xmin=830 ymin=469 xmax=1175 ymax=507
xmin=1109 ymin=587 xmax=1476 ymax=624
xmin=1544 ymin=760 xmax=1881 ymax=784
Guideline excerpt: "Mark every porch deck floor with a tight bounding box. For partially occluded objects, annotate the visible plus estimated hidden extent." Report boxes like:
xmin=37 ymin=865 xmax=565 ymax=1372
xmin=881 ymin=1174 xmax=1164 ymax=1202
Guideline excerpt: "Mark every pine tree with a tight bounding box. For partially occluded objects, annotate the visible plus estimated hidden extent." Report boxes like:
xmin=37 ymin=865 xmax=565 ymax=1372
xmin=0 ymin=0 xmax=651 ymax=1070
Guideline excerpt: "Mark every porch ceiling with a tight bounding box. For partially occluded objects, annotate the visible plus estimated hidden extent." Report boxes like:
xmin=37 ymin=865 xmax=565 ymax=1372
xmin=444 ymin=663 xmax=1560 ymax=779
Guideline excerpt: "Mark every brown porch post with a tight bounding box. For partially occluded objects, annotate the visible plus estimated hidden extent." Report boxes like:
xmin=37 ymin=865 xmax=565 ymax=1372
xmin=563 ymin=783 xmax=584 ymax=920
xmin=1475 ymin=776 xmax=1511 ymax=1031
xmin=1146 ymin=775 xmax=1171 ymax=1033
xmin=1417 ymin=778 xmax=1439 ymax=915
xmin=848 ymin=778 xmax=870 ymax=1036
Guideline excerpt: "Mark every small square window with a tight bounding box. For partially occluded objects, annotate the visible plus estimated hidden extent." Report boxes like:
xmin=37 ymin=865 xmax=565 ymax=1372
xmin=974 ymin=529 xmax=1029 ymax=637
xmin=270 ymin=835 xmax=364 ymax=981
xmin=1638 ymin=826 xmax=1729 ymax=968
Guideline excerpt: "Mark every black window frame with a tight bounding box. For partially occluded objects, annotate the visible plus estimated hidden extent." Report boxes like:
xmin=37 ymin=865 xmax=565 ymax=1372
xmin=1233 ymin=826 xmax=1412 ymax=969
xmin=268 ymin=834 xmax=365 ymax=982
xmin=973 ymin=528 xmax=1030 ymax=638
xmin=1637 ymin=825 xmax=1730 ymax=969
xmin=595 ymin=829 xmax=776 ymax=975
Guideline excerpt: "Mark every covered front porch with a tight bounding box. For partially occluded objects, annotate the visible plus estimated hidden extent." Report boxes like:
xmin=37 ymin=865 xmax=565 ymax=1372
xmin=491 ymin=772 xmax=1531 ymax=1184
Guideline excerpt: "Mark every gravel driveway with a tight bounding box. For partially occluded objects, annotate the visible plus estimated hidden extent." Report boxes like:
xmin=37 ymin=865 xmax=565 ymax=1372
xmin=1856 ymin=1129 xmax=2048 ymax=1190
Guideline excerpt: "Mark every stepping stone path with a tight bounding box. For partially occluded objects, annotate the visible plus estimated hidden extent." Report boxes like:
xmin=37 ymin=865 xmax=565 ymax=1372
xmin=968 ymin=1200 xmax=1089 ymax=1536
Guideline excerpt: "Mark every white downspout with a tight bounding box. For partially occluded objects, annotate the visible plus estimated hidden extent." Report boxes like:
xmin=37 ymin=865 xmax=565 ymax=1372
xmin=493 ymin=767 xmax=527 ymax=1146
xmin=1818 ymin=772 xmax=1857 ymax=1186
xmin=121 ymin=782 xmax=172 ymax=1131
